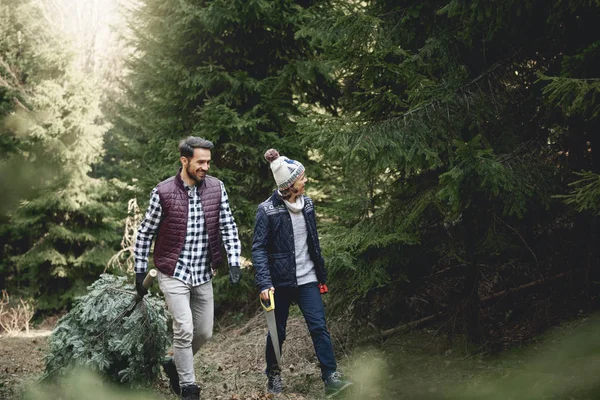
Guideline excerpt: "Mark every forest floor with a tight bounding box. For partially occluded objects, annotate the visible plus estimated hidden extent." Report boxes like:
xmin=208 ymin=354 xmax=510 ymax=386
xmin=2 ymin=309 xmax=600 ymax=400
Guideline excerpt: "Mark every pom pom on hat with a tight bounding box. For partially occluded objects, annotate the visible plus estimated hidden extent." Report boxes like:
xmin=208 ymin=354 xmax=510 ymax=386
xmin=264 ymin=148 xmax=305 ymax=190
xmin=264 ymin=148 xmax=280 ymax=163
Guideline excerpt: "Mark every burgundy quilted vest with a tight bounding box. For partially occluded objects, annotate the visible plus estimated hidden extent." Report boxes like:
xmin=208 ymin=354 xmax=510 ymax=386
xmin=153 ymin=170 xmax=223 ymax=276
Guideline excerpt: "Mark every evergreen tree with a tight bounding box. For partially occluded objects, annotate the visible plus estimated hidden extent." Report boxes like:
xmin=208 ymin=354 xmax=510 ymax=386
xmin=0 ymin=0 xmax=70 ymax=213
xmin=0 ymin=0 xmax=119 ymax=312
xmin=44 ymin=274 xmax=170 ymax=386
xmin=6 ymin=72 xmax=118 ymax=312
xmin=112 ymin=0 xmax=339 ymax=251
xmin=297 ymin=0 xmax=600 ymax=341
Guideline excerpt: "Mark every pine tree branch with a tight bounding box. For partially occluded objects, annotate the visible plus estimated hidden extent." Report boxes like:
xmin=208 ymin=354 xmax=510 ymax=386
xmin=467 ymin=48 xmax=522 ymax=86
xmin=0 ymin=56 xmax=19 ymax=81
xmin=0 ymin=75 xmax=10 ymax=89
xmin=542 ymin=76 xmax=600 ymax=82
xmin=495 ymin=216 xmax=539 ymax=267
xmin=0 ymin=56 xmax=25 ymax=92
xmin=359 ymin=48 xmax=522 ymax=125
xmin=12 ymin=97 xmax=31 ymax=113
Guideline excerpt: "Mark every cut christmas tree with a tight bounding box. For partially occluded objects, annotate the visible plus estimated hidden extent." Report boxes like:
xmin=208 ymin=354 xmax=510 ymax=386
xmin=43 ymin=273 xmax=170 ymax=386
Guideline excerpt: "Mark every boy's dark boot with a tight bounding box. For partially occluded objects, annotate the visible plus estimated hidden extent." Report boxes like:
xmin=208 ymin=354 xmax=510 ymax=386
xmin=267 ymin=367 xmax=283 ymax=394
xmin=324 ymin=371 xmax=353 ymax=397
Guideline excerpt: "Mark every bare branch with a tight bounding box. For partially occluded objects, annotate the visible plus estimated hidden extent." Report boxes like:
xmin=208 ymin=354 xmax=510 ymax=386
xmin=106 ymin=198 xmax=142 ymax=274
xmin=0 ymin=291 xmax=35 ymax=335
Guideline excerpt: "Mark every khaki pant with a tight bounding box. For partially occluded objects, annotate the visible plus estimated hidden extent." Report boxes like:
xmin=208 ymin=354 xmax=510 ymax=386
xmin=158 ymin=271 xmax=214 ymax=386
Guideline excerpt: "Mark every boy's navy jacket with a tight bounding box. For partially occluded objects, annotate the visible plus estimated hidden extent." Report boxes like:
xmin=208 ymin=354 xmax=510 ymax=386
xmin=252 ymin=191 xmax=327 ymax=292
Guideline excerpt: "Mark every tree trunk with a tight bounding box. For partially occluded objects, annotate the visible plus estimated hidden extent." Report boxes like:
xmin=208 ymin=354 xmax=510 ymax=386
xmin=463 ymin=201 xmax=482 ymax=344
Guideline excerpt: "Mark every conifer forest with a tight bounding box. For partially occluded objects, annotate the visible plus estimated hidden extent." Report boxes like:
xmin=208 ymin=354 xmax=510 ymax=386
xmin=1 ymin=0 xmax=600 ymax=399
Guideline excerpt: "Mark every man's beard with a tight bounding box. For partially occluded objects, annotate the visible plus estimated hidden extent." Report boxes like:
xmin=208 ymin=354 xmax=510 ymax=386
xmin=186 ymin=164 xmax=204 ymax=184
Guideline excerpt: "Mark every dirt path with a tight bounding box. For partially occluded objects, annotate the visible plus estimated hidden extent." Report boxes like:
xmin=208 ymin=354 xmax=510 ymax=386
xmin=4 ymin=314 xmax=600 ymax=400
xmin=0 ymin=331 xmax=51 ymax=399
xmin=191 ymin=314 xmax=330 ymax=400
xmin=0 ymin=314 xmax=336 ymax=400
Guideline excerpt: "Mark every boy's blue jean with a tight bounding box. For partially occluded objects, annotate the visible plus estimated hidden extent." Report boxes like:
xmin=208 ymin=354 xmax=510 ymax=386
xmin=265 ymin=282 xmax=337 ymax=381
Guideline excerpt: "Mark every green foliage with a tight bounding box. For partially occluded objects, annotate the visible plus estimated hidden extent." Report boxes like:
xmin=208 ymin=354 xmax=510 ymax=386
xmin=25 ymin=371 xmax=161 ymax=400
xmin=538 ymin=75 xmax=600 ymax=119
xmin=212 ymin=268 xmax=256 ymax=316
xmin=7 ymin=176 xmax=121 ymax=311
xmin=2 ymin=77 xmax=117 ymax=310
xmin=2 ymin=0 xmax=599 ymax=344
xmin=0 ymin=0 xmax=120 ymax=312
xmin=112 ymin=0 xmax=338 ymax=246
xmin=437 ymin=136 xmax=535 ymax=219
xmin=556 ymin=171 xmax=600 ymax=215
xmin=107 ymin=0 xmax=343 ymax=311
xmin=0 ymin=0 xmax=72 ymax=213
xmin=295 ymin=0 xmax=600 ymax=323
xmin=43 ymin=274 xmax=170 ymax=386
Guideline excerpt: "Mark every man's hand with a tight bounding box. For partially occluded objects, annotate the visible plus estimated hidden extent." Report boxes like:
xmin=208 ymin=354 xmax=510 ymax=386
xmin=135 ymin=272 xmax=149 ymax=297
xmin=229 ymin=266 xmax=242 ymax=284
xmin=260 ymin=287 xmax=275 ymax=301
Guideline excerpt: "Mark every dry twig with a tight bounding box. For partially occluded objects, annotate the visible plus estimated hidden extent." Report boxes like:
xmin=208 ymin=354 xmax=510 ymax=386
xmin=0 ymin=290 xmax=35 ymax=335
xmin=106 ymin=198 xmax=142 ymax=273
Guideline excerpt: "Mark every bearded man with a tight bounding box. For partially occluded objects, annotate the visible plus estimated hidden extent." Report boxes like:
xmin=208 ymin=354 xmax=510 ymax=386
xmin=134 ymin=136 xmax=242 ymax=400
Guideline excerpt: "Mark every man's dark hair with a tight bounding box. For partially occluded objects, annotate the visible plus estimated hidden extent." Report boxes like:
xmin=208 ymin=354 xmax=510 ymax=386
xmin=279 ymin=186 xmax=300 ymax=200
xmin=178 ymin=136 xmax=214 ymax=158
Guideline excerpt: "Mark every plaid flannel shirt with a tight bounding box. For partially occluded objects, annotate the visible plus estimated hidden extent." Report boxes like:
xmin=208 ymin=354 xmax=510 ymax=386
xmin=134 ymin=180 xmax=241 ymax=286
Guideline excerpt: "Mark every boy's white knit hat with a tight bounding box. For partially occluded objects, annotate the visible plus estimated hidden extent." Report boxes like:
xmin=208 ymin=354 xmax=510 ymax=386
xmin=264 ymin=148 xmax=305 ymax=190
